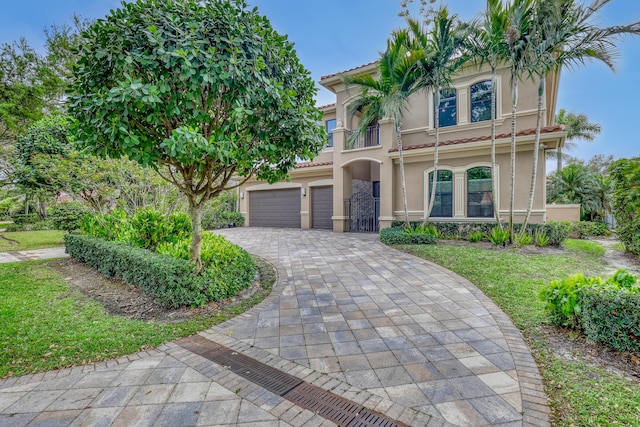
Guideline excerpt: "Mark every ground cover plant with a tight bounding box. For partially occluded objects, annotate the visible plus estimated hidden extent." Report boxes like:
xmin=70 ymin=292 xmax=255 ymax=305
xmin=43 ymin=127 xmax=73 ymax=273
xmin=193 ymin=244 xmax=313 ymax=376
xmin=400 ymin=239 xmax=640 ymax=426
xmin=0 ymin=230 xmax=64 ymax=251
xmin=0 ymin=257 xmax=275 ymax=378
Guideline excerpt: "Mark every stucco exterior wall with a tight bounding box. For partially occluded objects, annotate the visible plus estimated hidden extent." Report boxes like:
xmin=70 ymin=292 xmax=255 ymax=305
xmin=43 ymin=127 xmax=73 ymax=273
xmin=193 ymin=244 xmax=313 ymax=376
xmin=546 ymin=204 xmax=581 ymax=222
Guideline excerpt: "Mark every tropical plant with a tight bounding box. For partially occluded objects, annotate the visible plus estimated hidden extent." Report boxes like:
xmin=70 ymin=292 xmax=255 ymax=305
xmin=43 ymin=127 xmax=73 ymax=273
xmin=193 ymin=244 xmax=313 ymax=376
xmin=552 ymin=108 xmax=601 ymax=171
xmin=468 ymin=230 xmax=484 ymax=243
xmin=486 ymin=225 xmax=510 ymax=245
xmin=466 ymin=0 xmax=509 ymax=224
xmin=498 ymin=0 xmax=535 ymax=244
xmin=516 ymin=231 xmax=533 ymax=246
xmin=68 ymin=0 xmax=325 ymax=271
xmin=534 ymin=229 xmax=550 ymax=247
xmin=547 ymin=163 xmax=609 ymax=221
xmin=520 ymin=0 xmax=639 ymax=234
xmin=342 ymin=29 xmax=422 ymax=228
xmin=407 ymin=7 xmax=468 ymax=222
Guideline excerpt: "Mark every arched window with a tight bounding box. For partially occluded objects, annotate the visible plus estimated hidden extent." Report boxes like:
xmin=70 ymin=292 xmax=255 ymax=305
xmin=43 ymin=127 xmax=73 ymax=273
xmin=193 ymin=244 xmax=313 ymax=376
xmin=428 ymin=170 xmax=453 ymax=217
xmin=470 ymin=80 xmax=493 ymax=123
xmin=467 ymin=167 xmax=493 ymax=218
xmin=435 ymin=88 xmax=457 ymax=128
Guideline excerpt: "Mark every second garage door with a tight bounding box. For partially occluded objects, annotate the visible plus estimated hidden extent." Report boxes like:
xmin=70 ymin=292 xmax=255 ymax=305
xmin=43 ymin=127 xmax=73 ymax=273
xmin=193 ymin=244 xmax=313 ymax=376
xmin=311 ymin=186 xmax=333 ymax=230
xmin=249 ymin=188 xmax=301 ymax=228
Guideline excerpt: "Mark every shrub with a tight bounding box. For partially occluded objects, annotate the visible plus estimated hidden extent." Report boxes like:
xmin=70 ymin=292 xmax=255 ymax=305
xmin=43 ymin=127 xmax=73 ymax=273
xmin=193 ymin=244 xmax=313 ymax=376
xmin=80 ymin=208 xmax=131 ymax=241
xmin=5 ymin=221 xmax=54 ymax=232
xmin=380 ymin=227 xmax=436 ymax=245
xmin=65 ymin=233 xmax=255 ymax=307
xmin=542 ymin=221 xmax=571 ymax=246
xmin=48 ymin=202 xmax=91 ymax=231
xmin=127 ymin=209 xmax=191 ymax=250
xmin=468 ymin=231 xmax=483 ymax=243
xmin=12 ymin=213 xmax=40 ymax=224
xmin=540 ymin=273 xmax=603 ymax=328
xmin=580 ymin=287 xmax=640 ymax=354
xmin=219 ymin=211 xmax=245 ymax=227
xmin=570 ymin=221 xmax=610 ymax=238
xmin=486 ymin=226 xmax=509 ymax=245
xmin=610 ymin=157 xmax=640 ymax=255
xmin=404 ymin=223 xmax=438 ymax=237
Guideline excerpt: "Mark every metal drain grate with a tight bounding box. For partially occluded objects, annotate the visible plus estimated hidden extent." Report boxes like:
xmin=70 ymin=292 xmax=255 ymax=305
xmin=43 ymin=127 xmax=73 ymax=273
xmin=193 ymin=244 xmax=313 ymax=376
xmin=177 ymin=335 xmax=303 ymax=396
xmin=177 ymin=335 xmax=408 ymax=427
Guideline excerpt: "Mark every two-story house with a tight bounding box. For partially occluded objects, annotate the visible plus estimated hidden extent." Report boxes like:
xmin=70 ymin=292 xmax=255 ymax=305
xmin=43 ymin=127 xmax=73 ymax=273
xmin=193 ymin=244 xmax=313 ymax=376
xmin=236 ymin=61 xmax=566 ymax=232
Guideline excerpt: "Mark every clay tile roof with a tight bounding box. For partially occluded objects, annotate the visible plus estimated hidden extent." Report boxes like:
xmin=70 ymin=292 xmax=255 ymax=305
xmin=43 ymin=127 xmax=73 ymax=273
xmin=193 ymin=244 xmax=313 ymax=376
xmin=320 ymin=61 xmax=378 ymax=81
xmin=317 ymin=103 xmax=336 ymax=110
xmin=388 ymin=125 xmax=565 ymax=153
xmin=295 ymin=161 xmax=334 ymax=169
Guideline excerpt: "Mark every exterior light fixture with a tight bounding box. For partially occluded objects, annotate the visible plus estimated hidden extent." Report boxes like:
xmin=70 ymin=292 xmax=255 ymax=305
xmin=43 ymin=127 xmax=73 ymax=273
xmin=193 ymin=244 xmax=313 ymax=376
xmin=240 ymin=191 xmax=244 ymax=199
xmin=301 ymin=188 xmax=306 ymax=196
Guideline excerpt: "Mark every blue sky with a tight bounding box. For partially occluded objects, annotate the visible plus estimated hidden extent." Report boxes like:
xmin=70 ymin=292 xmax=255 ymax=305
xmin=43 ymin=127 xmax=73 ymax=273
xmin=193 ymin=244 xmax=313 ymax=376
xmin=2 ymin=0 xmax=639 ymax=166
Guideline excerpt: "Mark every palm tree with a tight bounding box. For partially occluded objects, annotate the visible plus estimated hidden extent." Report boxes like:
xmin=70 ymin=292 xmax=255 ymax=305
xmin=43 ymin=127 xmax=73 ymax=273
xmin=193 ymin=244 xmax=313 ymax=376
xmin=466 ymin=0 xmax=509 ymax=224
xmin=406 ymin=6 xmax=468 ymax=223
xmin=520 ymin=0 xmax=640 ymax=233
xmin=505 ymin=0 xmax=535 ymax=243
xmin=341 ymin=29 xmax=421 ymax=228
xmin=552 ymin=108 xmax=602 ymax=171
xmin=547 ymin=163 xmax=599 ymax=220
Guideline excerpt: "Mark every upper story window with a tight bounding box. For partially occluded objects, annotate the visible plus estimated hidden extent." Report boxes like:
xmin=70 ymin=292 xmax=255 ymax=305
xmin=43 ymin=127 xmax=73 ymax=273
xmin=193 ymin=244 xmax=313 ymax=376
xmin=325 ymin=119 xmax=336 ymax=147
xmin=435 ymin=88 xmax=457 ymax=128
xmin=467 ymin=167 xmax=493 ymax=218
xmin=428 ymin=170 xmax=453 ymax=217
xmin=470 ymin=80 xmax=493 ymax=123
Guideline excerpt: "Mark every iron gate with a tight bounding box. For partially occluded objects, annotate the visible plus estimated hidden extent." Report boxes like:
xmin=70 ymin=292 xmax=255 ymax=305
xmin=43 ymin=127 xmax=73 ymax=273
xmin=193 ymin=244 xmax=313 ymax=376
xmin=344 ymin=192 xmax=380 ymax=232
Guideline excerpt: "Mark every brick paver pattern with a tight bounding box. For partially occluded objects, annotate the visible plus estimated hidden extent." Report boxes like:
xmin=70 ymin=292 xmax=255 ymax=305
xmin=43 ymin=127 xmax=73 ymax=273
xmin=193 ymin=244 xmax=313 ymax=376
xmin=0 ymin=228 xmax=550 ymax=426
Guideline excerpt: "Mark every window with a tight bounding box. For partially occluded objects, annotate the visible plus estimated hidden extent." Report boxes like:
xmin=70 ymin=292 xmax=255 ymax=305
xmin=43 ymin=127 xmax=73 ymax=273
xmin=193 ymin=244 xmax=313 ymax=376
xmin=467 ymin=167 xmax=493 ymax=218
xmin=470 ymin=80 xmax=493 ymax=123
xmin=428 ymin=170 xmax=453 ymax=217
xmin=435 ymin=88 xmax=457 ymax=128
xmin=326 ymin=119 xmax=336 ymax=147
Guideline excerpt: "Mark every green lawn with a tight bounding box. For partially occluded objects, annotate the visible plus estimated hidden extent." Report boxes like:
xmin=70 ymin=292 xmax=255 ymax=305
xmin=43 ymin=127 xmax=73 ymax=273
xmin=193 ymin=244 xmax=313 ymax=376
xmin=0 ymin=259 xmax=273 ymax=378
xmin=0 ymin=230 xmax=65 ymax=252
xmin=401 ymin=239 xmax=640 ymax=426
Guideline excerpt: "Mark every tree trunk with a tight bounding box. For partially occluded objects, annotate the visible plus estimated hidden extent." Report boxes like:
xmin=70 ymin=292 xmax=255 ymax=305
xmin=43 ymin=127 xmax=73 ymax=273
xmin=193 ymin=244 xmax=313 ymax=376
xmin=397 ymin=121 xmax=410 ymax=228
xmin=426 ymin=87 xmax=441 ymax=224
xmin=188 ymin=203 xmax=204 ymax=274
xmin=39 ymin=199 xmax=47 ymax=219
xmin=508 ymin=78 xmax=518 ymax=244
xmin=521 ymin=77 xmax=544 ymax=235
xmin=556 ymin=146 xmax=563 ymax=172
xmin=490 ymin=67 xmax=500 ymax=225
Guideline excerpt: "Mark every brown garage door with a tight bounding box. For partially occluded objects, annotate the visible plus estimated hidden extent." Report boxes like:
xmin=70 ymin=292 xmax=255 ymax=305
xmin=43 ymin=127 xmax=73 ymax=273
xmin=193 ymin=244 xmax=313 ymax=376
xmin=249 ymin=188 xmax=301 ymax=228
xmin=311 ymin=186 xmax=333 ymax=230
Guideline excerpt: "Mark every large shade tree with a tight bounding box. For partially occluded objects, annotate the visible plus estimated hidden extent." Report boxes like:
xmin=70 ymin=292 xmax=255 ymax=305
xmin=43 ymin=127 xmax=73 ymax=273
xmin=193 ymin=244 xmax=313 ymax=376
xmin=69 ymin=0 xmax=325 ymax=270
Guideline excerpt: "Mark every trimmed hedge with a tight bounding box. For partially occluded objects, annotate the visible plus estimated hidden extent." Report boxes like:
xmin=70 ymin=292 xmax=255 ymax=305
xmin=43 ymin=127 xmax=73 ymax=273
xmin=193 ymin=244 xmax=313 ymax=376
xmin=48 ymin=202 xmax=91 ymax=231
xmin=379 ymin=227 xmax=436 ymax=245
xmin=5 ymin=221 xmax=54 ymax=232
xmin=580 ymin=287 xmax=640 ymax=353
xmin=390 ymin=220 xmax=570 ymax=246
xmin=12 ymin=213 xmax=40 ymax=224
xmin=64 ymin=233 xmax=255 ymax=308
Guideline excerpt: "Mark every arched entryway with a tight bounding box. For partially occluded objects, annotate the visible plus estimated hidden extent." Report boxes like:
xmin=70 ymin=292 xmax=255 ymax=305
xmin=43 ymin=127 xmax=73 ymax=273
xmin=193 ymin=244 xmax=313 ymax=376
xmin=341 ymin=159 xmax=381 ymax=232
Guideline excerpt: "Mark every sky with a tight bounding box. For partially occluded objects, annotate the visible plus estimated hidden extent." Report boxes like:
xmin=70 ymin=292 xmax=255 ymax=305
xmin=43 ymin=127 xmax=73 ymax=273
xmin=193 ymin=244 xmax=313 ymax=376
xmin=1 ymin=0 xmax=639 ymax=168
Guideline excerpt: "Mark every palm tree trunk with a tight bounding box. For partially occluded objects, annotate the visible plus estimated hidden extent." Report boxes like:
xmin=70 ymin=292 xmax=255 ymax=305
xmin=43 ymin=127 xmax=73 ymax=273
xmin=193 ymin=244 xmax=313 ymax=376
xmin=490 ymin=67 xmax=500 ymax=225
xmin=556 ymin=146 xmax=563 ymax=172
xmin=426 ymin=88 xmax=441 ymax=224
xmin=396 ymin=121 xmax=410 ymax=228
xmin=508 ymin=78 xmax=518 ymax=244
xmin=521 ymin=77 xmax=544 ymax=234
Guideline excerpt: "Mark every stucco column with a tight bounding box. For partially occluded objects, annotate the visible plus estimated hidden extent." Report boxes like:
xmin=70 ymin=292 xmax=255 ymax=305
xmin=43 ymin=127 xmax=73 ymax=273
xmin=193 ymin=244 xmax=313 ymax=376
xmin=379 ymin=118 xmax=395 ymax=230
xmin=300 ymin=186 xmax=310 ymax=229
xmin=453 ymin=171 xmax=465 ymax=219
xmin=332 ymin=123 xmax=348 ymax=232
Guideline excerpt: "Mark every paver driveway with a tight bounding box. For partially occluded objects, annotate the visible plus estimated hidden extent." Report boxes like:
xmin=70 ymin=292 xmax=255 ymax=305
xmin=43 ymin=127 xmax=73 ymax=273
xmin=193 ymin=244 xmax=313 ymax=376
xmin=0 ymin=228 xmax=550 ymax=426
xmin=213 ymin=228 xmax=549 ymax=426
